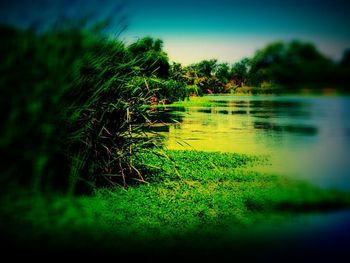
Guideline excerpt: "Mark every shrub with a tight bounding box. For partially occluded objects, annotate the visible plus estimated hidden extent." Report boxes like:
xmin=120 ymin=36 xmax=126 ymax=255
xmin=127 ymin=76 xmax=188 ymax=104
xmin=187 ymin=85 xmax=203 ymax=96
xmin=0 ymin=25 xmax=166 ymax=194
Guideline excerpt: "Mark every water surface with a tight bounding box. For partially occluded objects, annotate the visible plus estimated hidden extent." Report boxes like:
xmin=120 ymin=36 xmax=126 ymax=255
xmin=158 ymin=95 xmax=350 ymax=190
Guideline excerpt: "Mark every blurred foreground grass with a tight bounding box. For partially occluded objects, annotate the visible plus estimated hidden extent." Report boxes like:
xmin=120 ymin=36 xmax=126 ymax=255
xmin=1 ymin=150 xmax=349 ymax=257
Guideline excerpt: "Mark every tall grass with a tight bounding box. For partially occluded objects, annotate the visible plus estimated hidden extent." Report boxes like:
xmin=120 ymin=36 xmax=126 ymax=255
xmin=0 ymin=23 xmax=179 ymax=194
xmin=65 ymin=36 xmax=158 ymax=191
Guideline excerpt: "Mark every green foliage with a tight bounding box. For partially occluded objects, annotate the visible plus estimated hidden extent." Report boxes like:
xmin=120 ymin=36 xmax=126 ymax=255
xmin=166 ymin=39 xmax=346 ymax=95
xmin=188 ymin=59 xmax=222 ymax=93
xmin=128 ymin=36 xmax=170 ymax=78
xmin=2 ymin=150 xmax=350 ymax=254
xmin=67 ymin=43 xmax=160 ymax=190
xmin=170 ymin=96 xmax=214 ymax=107
xmin=180 ymin=60 xmax=229 ymax=94
xmin=128 ymin=76 xmax=189 ymax=104
xmin=215 ymin=63 xmax=231 ymax=85
xmin=248 ymin=40 xmax=335 ymax=88
xmin=169 ymin=62 xmax=186 ymax=82
xmin=337 ymin=49 xmax=350 ymax=89
xmin=194 ymin=59 xmax=218 ymax=77
xmin=186 ymin=85 xmax=203 ymax=96
xmin=231 ymin=58 xmax=249 ymax=87
xmin=1 ymin=24 xmax=188 ymax=194
xmin=0 ymin=25 xmax=88 ymax=192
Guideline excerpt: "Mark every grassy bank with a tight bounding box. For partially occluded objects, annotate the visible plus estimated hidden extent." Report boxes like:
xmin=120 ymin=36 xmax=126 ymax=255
xmin=1 ymin=150 xmax=350 ymax=258
xmin=162 ymin=95 xmax=222 ymax=107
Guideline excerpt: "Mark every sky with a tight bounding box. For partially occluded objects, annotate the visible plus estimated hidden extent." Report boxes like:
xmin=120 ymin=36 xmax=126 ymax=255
xmin=1 ymin=0 xmax=350 ymax=65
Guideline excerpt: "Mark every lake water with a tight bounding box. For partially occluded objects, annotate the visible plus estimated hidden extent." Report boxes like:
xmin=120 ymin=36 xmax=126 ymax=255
xmin=154 ymin=94 xmax=350 ymax=259
xmin=157 ymin=95 xmax=350 ymax=190
xmin=154 ymin=96 xmax=350 ymax=262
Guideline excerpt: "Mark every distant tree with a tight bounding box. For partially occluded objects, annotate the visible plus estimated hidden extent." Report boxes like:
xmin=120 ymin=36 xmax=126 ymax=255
xmin=339 ymin=49 xmax=350 ymax=67
xmin=337 ymin=49 xmax=350 ymax=87
xmin=169 ymin=62 xmax=185 ymax=82
xmin=216 ymin=63 xmax=231 ymax=83
xmin=248 ymin=42 xmax=286 ymax=86
xmin=194 ymin=59 xmax=218 ymax=78
xmin=232 ymin=58 xmax=249 ymax=87
xmin=182 ymin=65 xmax=199 ymax=86
xmin=188 ymin=59 xmax=226 ymax=93
xmin=285 ymin=41 xmax=334 ymax=85
xmin=248 ymin=41 xmax=334 ymax=88
xmin=128 ymin=36 xmax=170 ymax=78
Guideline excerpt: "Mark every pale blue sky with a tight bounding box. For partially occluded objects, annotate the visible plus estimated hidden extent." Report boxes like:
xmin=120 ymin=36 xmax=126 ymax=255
xmin=123 ymin=0 xmax=350 ymax=64
xmin=1 ymin=0 xmax=349 ymax=64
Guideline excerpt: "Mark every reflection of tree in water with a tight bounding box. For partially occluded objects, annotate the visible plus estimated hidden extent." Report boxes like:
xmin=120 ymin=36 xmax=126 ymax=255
xmin=235 ymin=100 xmax=312 ymax=118
xmin=180 ymin=98 xmax=318 ymax=137
xmin=248 ymin=100 xmax=316 ymax=135
xmin=199 ymin=99 xmax=312 ymax=119
xmin=148 ymin=107 xmax=185 ymax=123
xmin=141 ymin=107 xmax=185 ymax=142
xmin=254 ymin=121 xmax=318 ymax=136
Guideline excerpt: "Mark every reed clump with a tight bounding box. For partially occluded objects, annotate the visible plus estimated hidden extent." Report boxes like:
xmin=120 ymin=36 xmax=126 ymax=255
xmin=0 ymin=23 xmax=187 ymax=194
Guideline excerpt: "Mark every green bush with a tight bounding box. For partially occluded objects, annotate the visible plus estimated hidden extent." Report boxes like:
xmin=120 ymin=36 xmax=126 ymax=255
xmin=0 ymin=24 xmax=170 ymax=194
xmin=128 ymin=76 xmax=188 ymax=104
xmin=186 ymin=85 xmax=203 ymax=96
xmin=0 ymin=25 xmax=85 ymax=193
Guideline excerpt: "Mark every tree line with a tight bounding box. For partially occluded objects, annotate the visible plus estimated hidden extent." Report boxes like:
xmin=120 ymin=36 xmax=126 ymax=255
xmin=125 ymin=35 xmax=350 ymax=95
xmin=167 ymin=41 xmax=350 ymax=94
